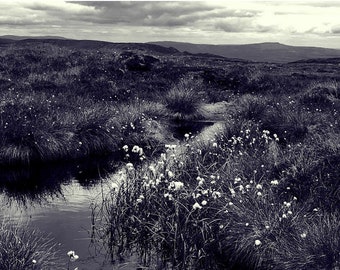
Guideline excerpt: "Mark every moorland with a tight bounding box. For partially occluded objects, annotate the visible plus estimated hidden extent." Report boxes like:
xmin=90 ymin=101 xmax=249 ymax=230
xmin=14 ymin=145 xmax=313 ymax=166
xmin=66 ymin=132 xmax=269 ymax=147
xmin=0 ymin=38 xmax=339 ymax=270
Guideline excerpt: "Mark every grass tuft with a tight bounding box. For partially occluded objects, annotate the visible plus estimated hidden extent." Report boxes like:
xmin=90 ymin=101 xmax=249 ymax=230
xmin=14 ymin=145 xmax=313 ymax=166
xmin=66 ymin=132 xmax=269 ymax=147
xmin=0 ymin=220 xmax=61 ymax=270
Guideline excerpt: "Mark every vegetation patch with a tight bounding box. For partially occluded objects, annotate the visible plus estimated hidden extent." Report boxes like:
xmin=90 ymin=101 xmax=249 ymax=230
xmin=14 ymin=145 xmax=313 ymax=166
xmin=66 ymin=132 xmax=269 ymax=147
xmin=0 ymin=220 xmax=60 ymax=270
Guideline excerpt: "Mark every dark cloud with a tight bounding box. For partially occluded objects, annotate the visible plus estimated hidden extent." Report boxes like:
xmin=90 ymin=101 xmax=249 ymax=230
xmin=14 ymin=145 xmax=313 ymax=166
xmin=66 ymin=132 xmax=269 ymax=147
xmin=65 ymin=1 xmax=259 ymax=27
xmin=331 ymin=25 xmax=340 ymax=34
xmin=215 ymin=19 xmax=251 ymax=33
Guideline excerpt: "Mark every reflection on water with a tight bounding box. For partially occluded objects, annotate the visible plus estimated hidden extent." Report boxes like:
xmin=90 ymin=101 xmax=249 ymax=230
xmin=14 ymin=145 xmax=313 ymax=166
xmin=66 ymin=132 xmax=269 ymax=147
xmin=0 ymin=155 xmax=120 ymax=270
xmin=0 ymin=123 xmax=214 ymax=269
xmin=168 ymin=120 xmax=215 ymax=140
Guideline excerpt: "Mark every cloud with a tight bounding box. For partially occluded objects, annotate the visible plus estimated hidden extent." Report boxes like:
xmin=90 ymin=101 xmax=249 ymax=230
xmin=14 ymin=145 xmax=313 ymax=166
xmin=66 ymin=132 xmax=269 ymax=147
xmin=331 ymin=25 xmax=340 ymax=34
xmin=215 ymin=18 xmax=251 ymax=32
xmin=63 ymin=1 xmax=259 ymax=28
xmin=24 ymin=1 xmax=97 ymax=15
xmin=1 ymin=1 xmax=340 ymax=48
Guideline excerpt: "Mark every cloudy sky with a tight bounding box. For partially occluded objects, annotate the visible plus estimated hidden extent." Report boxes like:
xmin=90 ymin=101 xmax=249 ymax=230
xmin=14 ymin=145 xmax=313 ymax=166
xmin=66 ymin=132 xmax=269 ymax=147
xmin=1 ymin=0 xmax=340 ymax=48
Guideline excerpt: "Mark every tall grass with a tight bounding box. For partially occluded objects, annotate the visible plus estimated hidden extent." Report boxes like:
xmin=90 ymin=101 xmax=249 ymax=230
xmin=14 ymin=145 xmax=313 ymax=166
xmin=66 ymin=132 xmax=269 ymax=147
xmin=162 ymin=76 xmax=206 ymax=120
xmin=0 ymin=220 xmax=61 ymax=270
xmin=0 ymin=91 xmax=166 ymax=165
xmin=92 ymin=119 xmax=340 ymax=269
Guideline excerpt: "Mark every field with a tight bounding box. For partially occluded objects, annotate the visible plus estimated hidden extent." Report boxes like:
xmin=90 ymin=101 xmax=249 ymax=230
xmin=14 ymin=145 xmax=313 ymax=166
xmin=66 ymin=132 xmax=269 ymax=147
xmin=0 ymin=39 xmax=339 ymax=269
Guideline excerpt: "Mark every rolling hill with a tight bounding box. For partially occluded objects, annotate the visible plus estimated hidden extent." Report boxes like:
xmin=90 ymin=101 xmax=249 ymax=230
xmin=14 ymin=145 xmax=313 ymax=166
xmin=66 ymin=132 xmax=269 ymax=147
xmin=149 ymin=41 xmax=340 ymax=63
xmin=2 ymin=36 xmax=340 ymax=63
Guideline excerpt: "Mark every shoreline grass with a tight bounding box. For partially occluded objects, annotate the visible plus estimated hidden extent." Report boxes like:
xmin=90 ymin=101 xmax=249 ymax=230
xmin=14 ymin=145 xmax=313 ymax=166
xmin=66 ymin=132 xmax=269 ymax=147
xmin=92 ymin=118 xmax=339 ymax=269
xmin=0 ymin=219 xmax=61 ymax=270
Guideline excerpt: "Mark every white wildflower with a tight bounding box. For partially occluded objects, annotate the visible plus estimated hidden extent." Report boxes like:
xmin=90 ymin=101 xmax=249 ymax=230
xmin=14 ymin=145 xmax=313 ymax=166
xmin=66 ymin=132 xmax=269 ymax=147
xmin=255 ymin=240 xmax=262 ymax=246
xmin=193 ymin=202 xmax=202 ymax=210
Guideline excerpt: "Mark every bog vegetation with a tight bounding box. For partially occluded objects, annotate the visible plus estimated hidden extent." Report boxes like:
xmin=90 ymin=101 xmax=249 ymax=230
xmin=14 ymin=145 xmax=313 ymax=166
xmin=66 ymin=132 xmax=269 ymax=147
xmin=0 ymin=39 xmax=339 ymax=269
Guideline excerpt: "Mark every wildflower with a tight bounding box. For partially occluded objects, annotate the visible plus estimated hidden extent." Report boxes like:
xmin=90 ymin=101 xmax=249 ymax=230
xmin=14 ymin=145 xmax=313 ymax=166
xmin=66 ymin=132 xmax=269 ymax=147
xmin=257 ymin=191 xmax=262 ymax=196
xmin=255 ymin=240 xmax=262 ymax=246
xmin=282 ymin=213 xmax=287 ymax=219
xmin=136 ymin=195 xmax=145 ymax=204
xmin=283 ymin=201 xmax=291 ymax=207
xmin=67 ymin=251 xmax=79 ymax=262
xmin=193 ymin=202 xmax=202 ymax=210
xmin=234 ymin=177 xmax=241 ymax=183
xmin=212 ymin=142 xmax=218 ymax=147
xmin=229 ymin=188 xmax=236 ymax=197
xmin=212 ymin=191 xmax=221 ymax=199
xmin=270 ymin=180 xmax=279 ymax=185
xmin=197 ymin=176 xmax=205 ymax=186
xmin=167 ymin=170 xmax=174 ymax=178
xmin=165 ymin=144 xmax=177 ymax=150
xmin=132 ymin=145 xmax=140 ymax=153
xmin=168 ymin=181 xmax=184 ymax=191
xmin=164 ymin=193 xmax=173 ymax=200
xmin=126 ymin=163 xmax=134 ymax=170
xmin=300 ymin=232 xmax=307 ymax=238
xmin=184 ymin=133 xmax=190 ymax=140
xmin=256 ymin=184 xmax=262 ymax=189
xmin=201 ymin=200 xmax=208 ymax=206
xmin=122 ymin=145 xmax=129 ymax=152
xmin=32 ymin=259 xmax=37 ymax=264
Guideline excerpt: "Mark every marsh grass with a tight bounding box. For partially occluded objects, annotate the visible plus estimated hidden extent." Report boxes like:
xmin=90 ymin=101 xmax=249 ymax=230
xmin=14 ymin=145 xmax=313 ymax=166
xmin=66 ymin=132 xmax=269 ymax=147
xmin=300 ymin=80 xmax=339 ymax=107
xmin=93 ymin=121 xmax=340 ymax=269
xmin=0 ymin=220 xmax=61 ymax=270
xmin=1 ymin=41 xmax=340 ymax=269
xmin=0 ymin=91 xmax=167 ymax=165
xmin=162 ymin=77 xmax=206 ymax=120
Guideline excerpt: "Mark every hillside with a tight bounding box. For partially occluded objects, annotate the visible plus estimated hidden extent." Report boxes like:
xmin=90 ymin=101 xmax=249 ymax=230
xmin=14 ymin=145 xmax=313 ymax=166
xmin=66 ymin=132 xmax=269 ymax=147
xmin=149 ymin=41 xmax=340 ymax=63
xmin=0 ymin=35 xmax=68 ymax=40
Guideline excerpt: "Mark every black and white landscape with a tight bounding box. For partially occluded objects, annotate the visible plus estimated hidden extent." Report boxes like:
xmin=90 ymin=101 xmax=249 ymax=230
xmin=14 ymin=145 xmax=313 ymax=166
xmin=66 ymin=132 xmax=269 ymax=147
xmin=0 ymin=1 xmax=339 ymax=270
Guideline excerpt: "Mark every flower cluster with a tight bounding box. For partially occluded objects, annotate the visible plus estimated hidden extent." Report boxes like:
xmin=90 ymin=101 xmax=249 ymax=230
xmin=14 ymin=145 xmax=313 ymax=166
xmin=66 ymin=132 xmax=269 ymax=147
xmin=191 ymin=174 xmax=222 ymax=210
xmin=122 ymin=144 xmax=146 ymax=161
xmin=67 ymin=250 xmax=79 ymax=262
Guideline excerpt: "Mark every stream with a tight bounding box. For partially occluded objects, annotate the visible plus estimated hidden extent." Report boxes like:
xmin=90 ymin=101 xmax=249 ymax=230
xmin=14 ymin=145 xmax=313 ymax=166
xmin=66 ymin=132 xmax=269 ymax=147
xmin=0 ymin=120 xmax=217 ymax=269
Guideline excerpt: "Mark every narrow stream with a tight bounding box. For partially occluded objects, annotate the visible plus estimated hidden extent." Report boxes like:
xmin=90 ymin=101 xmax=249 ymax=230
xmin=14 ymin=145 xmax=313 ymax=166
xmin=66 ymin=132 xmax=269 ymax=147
xmin=0 ymin=121 xmax=216 ymax=269
xmin=0 ymin=157 xmax=118 ymax=270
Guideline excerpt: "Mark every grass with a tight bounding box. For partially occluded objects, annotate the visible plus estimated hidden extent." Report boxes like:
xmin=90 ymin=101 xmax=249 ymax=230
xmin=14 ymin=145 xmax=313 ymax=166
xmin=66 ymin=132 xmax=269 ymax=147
xmin=162 ymin=76 xmax=206 ymax=120
xmin=1 ymin=40 xmax=340 ymax=269
xmin=0 ymin=220 xmax=61 ymax=270
xmin=0 ymin=91 xmax=167 ymax=165
xmin=92 ymin=89 xmax=339 ymax=269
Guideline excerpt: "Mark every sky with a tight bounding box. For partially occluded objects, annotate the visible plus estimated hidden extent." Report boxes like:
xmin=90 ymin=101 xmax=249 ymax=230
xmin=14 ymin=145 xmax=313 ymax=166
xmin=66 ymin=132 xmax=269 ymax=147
xmin=1 ymin=0 xmax=340 ymax=48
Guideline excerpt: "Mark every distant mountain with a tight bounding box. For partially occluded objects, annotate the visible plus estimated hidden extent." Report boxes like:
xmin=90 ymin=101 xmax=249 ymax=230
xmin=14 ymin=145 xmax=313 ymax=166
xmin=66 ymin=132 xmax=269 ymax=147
xmin=0 ymin=37 xmax=181 ymax=56
xmin=149 ymin=41 xmax=340 ymax=63
xmin=0 ymin=35 xmax=68 ymax=40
